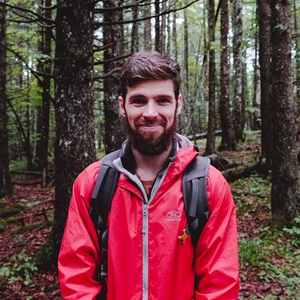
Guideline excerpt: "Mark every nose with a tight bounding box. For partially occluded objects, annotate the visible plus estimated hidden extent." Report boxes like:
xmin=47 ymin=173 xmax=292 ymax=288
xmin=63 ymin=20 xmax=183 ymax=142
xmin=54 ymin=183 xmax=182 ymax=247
xmin=142 ymin=101 xmax=158 ymax=119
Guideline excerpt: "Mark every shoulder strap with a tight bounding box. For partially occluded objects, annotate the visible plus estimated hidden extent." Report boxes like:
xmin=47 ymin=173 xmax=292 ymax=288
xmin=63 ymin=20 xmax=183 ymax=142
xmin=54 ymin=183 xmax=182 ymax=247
xmin=89 ymin=149 xmax=121 ymax=234
xmin=89 ymin=149 xmax=121 ymax=298
xmin=182 ymin=155 xmax=210 ymax=250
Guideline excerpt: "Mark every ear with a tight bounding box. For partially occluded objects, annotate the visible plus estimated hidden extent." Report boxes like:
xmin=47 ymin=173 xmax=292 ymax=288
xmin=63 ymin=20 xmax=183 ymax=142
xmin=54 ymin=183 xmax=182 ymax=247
xmin=118 ymin=96 xmax=126 ymax=117
xmin=176 ymin=94 xmax=183 ymax=116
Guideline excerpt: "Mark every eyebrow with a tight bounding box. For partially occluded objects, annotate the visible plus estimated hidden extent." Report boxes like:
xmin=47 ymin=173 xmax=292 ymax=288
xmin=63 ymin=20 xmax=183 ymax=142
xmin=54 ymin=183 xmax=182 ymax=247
xmin=128 ymin=93 xmax=174 ymax=99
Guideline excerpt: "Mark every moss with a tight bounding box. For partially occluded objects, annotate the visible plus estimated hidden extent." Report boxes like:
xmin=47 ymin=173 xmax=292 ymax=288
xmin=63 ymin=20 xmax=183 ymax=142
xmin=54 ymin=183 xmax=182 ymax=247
xmin=0 ymin=202 xmax=27 ymax=218
xmin=0 ymin=199 xmax=7 ymax=209
xmin=12 ymin=221 xmax=47 ymax=234
xmin=6 ymin=216 xmax=18 ymax=224
xmin=0 ymin=218 xmax=7 ymax=232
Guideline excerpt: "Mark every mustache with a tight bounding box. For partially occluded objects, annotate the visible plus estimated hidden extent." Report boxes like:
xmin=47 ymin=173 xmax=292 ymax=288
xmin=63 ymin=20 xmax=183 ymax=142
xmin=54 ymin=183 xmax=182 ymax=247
xmin=135 ymin=118 xmax=167 ymax=127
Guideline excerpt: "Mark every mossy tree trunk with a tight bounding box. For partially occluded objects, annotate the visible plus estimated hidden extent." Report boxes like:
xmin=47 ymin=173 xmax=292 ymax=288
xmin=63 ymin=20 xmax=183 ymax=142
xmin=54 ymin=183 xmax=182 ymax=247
xmin=41 ymin=0 xmax=96 ymax=268
xmin=0 ymin=0 xmax=11 ymax=197
xmin=270 ymin=0 xmax=300 ymax=222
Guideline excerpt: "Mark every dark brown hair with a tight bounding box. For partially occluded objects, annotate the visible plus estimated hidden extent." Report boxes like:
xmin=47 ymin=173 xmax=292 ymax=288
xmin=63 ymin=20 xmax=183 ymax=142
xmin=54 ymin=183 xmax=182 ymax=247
xmin=119 ymin=51 xmax=181 ymax=100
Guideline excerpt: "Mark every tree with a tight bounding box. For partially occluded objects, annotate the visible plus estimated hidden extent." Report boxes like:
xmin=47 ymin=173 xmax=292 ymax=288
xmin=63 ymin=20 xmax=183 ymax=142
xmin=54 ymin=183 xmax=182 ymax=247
xmin=36 ymin=0 xmax=53 ymax=174
xmin=46 ymin=0 xmax=96 ymax=266
xmin=205 ymin=0 xmax=216 ymax=155
xmin=218 ymin=0 xmax=234 ymax=151
xmin=180 ymin=0 xmax=191 ymax=135
xmin=270 ymin=0 xmax=300 ymax=222
xmin=144 ymin=1 xmax=152 ymax=50
xmin=0 ymin=0 xmax=11 ymax=197
xmin=102 ymin=1 xmax=126 ymax=153
xmin=232 ymin=0 xmax=244 ymax=142
xmin=257 ymin=0 xmax=272 ymax=168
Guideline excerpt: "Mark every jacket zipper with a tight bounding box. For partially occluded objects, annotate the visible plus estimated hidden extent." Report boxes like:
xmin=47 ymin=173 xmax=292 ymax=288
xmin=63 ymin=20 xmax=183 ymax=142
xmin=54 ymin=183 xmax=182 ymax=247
xmin=142 ymin=204 xmax=149 ymax=300
xmin=113 ymin=158 xmax=171 ymax=300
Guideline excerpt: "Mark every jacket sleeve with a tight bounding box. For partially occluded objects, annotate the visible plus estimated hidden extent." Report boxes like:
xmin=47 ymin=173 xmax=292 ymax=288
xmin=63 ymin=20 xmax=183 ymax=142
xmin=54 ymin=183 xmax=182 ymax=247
xmin=58 ymin=162 xmax=103 ymax=299
xmin=194 ymin=165 xmax=240 ymax=300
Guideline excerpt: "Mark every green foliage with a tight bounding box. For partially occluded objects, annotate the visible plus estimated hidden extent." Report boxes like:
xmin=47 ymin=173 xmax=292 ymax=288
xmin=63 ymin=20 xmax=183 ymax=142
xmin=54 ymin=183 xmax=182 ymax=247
xmin=239 ymin=236 xmax=266 ymax=267
xmin=236 ymin=173 xmax=300 ymax=298
xmin=9 ymin=158 xmax=28 ymax=171
xmin=239 ymin=216 xmax=300 ymax=298
xmin=0 ymin=251 xmax=38 ymax=287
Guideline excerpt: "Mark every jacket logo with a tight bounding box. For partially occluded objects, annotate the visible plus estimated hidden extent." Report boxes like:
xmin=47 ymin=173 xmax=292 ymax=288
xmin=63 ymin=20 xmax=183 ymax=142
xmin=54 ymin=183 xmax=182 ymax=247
xmin=166 ymin=211 xmax=181 ymax=221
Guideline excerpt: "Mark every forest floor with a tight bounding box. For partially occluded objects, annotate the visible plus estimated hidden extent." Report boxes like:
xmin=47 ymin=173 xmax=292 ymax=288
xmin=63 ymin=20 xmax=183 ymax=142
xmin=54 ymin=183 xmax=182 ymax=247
xmin=0 ymin=135 xmax=299 ymax=299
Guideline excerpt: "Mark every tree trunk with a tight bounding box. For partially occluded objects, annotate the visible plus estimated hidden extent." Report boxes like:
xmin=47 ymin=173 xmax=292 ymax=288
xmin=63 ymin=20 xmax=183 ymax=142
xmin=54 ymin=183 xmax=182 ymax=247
xmin=160 ymin=0 xmax=166 ymax=54
xmin=270 ymin=0 xmax=300 ymax=222
xmin=103 ymin=0 xmax=126 ymax=153
xmin=293 ymin=2 xmax=300 ymax=102
xmin=180 ymin=0 xmax=191 ymax=135
xmin=144 ymin=1 xmax=152 ymax=50
xmin=154 ymin=0 xmax=160 ymax=52
xmin=257 ymin=0 xmax=272 ymax=169
xmin=232 ymin=0 xmax=244 ymax=142
xmin=218 ymin=0 xmax=234 ymax=151
xmin=205 ymin=0 xmax=216 ymax=155
xmin=0 ymin=0 xmax=12 ymax=197
xmin=47 ymin=0 xmax=96 ymax=267
xmin=131 ymin=1 xmax=139 ymax=53
xmin=36 ymin=0 xmax=52 ymax=173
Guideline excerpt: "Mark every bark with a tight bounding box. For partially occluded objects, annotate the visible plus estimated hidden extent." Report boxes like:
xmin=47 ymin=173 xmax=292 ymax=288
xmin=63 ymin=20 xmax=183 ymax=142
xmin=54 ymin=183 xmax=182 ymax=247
xmin=0 ymin=0 xmax=11 ymax=197
xmin=205 ymin=0 xmax=216 ymax=155
xmin=218 ymin=0 xmax=234 ymax=151
xmin=102 ymin=0 xmax=126 ymax=153
xmin=144 ymin=1 xmax=152 ymax=50
xmin=257 ymin=0 xmax=272 ymax=168
xmin=172 ymin=4 xmax=177 ymax=59
xmin=154 ymin=0 xmax=160 ymax=52
xmin=294 ymin=2 xmax=300 ymax=103
xmin=160 ymin=0 xmax=166 ymax=54
xmin=232 ymin=0 xmax=244 ymax=142
xmin=131 ymin=1 xmax=139 ymax=53
xmin=49 ymin=0 xmax=96 ymax=267
xmin=270 ymin=0 xmax=300 ymax=222
xmin=36 ymin=0 xmax=52 ymax=173
xmin=180 ymin=0 xmax=191 ymax=135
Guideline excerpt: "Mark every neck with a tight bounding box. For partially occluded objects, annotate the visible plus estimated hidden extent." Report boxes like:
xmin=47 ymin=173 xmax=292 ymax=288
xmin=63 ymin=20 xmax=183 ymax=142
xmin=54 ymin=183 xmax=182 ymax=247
xmin=132 ymin=144 xmax=172 ymax=181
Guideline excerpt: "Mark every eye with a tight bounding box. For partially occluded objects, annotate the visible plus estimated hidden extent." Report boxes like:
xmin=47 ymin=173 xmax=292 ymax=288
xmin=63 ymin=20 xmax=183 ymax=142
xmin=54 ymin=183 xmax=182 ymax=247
xmin=157 ymin=98 xmax=170 ymax=104
xmin=131 ymin=98 xmax=146 ymax=105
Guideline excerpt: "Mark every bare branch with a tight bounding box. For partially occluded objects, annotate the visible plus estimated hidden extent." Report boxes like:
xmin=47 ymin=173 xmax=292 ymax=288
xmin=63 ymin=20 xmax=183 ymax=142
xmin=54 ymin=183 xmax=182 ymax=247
xmin=94 ymin=0 xmax=201 ymax=26
xmin=3 ymin=2 xmax=54 ymax=26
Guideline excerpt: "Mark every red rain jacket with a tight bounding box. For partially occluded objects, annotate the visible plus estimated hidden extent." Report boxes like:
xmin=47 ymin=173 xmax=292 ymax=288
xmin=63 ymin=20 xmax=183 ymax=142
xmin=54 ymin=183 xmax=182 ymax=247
xmin=58 ymin=141 xmax=239 ymax=299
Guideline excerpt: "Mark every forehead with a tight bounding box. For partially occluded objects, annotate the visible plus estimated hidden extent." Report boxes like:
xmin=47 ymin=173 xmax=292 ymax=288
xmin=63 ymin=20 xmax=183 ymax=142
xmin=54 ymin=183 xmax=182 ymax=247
xmin=126 ymin=79 xmax=175 ymax=99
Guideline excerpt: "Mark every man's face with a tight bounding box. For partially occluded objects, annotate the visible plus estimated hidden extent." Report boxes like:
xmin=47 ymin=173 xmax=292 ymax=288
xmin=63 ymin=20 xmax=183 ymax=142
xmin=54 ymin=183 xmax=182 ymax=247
xmin=118 ymin=79 xmax=182 ymax=156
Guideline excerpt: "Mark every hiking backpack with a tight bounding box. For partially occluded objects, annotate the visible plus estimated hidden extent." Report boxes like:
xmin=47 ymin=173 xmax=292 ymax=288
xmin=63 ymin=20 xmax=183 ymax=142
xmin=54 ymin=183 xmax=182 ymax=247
xmin=89 ymin=148 xmax=211 ymax=298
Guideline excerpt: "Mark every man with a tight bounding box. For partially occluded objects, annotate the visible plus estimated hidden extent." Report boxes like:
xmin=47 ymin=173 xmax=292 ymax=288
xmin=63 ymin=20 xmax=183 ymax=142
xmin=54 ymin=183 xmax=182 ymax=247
xmin=58 ymin=51 xmax=240 ymax=299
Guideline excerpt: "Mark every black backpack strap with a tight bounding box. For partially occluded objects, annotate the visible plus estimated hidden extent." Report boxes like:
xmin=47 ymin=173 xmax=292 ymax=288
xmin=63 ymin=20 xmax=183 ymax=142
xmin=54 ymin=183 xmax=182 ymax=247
xmin=89 ymin=149 xmax=121 ymax=299
xmin=182 ymin=155 xmax=210 ymax=250
xmin=89 ymin=149 xmax=121 ymax=231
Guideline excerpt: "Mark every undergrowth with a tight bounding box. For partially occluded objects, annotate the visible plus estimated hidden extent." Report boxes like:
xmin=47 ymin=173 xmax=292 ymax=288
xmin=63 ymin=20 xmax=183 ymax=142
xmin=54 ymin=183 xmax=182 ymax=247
xmin=232 ymin=173 xmax=300 ymax=299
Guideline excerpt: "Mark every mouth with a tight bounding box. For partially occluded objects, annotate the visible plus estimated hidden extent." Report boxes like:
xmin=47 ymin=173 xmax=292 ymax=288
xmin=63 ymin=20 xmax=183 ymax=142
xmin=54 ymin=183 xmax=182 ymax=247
xmin=138 ymin=122 xmax=162 ymax=129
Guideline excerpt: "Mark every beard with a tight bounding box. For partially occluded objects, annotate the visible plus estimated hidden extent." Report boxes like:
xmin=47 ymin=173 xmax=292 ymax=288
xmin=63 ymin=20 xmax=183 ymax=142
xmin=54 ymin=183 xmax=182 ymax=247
xmin=126 ymin=118 xmax=177 ymax=156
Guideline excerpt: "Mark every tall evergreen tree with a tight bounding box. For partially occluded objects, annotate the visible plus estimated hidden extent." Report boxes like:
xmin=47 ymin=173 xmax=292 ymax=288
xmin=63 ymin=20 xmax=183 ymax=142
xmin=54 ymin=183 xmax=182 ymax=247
xmin=205 ymin=0 xmax=216 ymax=155
xmin=46 ymin=0 xmax=96 ymax=266
xmin=270 ymin=0 xmax=300 ymax=222
xmin=232 ymin=0 xmax=244 ymax=142
xmin=102 ymin=0 xmax=126 ymax=153
xmin=219 ymin=0 xmax=234 ymax=151
xmin=257 ymin=0 xmax=272 ymax=168
xmin=0 ymin=0 xmax=11 ymax=197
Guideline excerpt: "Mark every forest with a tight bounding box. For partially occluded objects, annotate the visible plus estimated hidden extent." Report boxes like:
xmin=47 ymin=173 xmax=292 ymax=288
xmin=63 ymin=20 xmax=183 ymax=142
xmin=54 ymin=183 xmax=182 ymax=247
xmin=0 ymin=0 xmax=300 ymax=299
